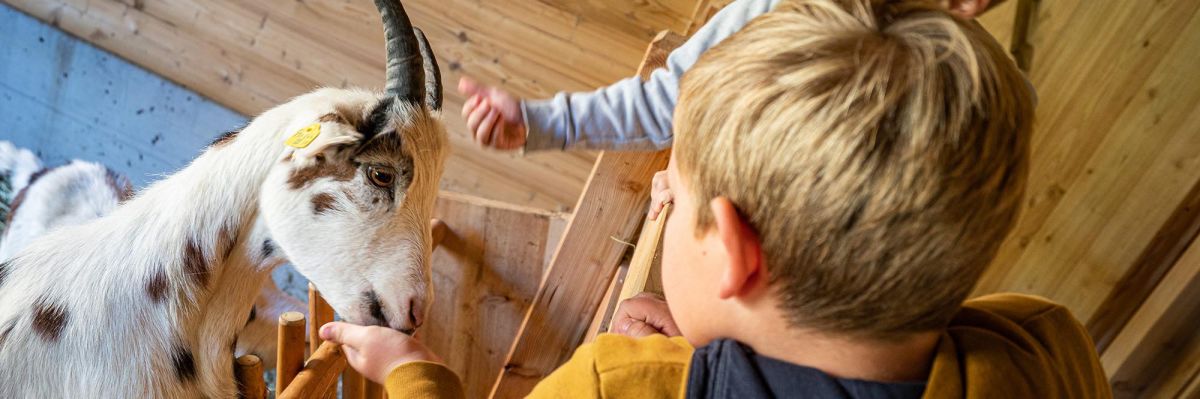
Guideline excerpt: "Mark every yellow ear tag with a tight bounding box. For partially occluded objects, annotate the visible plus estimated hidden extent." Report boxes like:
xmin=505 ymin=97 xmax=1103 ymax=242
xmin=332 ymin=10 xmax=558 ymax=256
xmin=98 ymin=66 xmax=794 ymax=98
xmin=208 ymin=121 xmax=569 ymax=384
xmin=285 ymin=123 xmax=321 ymax=148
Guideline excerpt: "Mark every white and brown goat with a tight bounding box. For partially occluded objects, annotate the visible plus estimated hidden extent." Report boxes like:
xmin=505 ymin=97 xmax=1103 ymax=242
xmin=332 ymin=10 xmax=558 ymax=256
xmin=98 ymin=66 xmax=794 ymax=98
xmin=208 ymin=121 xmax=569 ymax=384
xmin=0 ymin=0 xmax=448 ymax=396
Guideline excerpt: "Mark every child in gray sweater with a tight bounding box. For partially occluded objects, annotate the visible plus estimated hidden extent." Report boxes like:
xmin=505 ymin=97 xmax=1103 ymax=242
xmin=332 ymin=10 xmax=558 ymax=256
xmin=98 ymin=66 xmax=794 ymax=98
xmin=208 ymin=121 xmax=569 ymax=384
xmin=460 ymin=0 xmax=1001 ymax=217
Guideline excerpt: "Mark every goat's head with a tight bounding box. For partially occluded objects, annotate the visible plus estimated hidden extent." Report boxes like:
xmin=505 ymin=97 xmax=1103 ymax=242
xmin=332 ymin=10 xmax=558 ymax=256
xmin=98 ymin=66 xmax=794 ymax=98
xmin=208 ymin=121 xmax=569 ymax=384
xmin=259 ymin=0 xmax=446 ymax=334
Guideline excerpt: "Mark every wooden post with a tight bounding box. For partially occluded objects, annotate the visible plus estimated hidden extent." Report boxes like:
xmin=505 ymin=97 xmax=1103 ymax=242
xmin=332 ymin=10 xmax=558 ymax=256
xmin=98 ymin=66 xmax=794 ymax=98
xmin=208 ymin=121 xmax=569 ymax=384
xmin=616 ymin=203 xmax=672 ymax=304
xmin=365 ymin=380 xmax=386 ymax=399
xmin=276 ymin=311 xmax=306 ymax=393
xmin=308 ymin=283 xmax=335 ymax=354
xmin=234 ymin=355 xmax=266 ymax=399
xmin=278 ymin=341 xmax=349 ymax=399
xmin=342 ymin=367 xmax=366 ymax=399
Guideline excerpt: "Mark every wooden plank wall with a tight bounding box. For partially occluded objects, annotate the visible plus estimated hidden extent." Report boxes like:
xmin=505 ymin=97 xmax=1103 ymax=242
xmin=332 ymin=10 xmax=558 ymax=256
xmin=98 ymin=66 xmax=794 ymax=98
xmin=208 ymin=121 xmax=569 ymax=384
xmin=972 ymin=0 xmax=1200 ymax=341
xmin=422 ymin=192 xmax=566 ymax=399
xmin=0 ymin=0 xmax=700 ymax=212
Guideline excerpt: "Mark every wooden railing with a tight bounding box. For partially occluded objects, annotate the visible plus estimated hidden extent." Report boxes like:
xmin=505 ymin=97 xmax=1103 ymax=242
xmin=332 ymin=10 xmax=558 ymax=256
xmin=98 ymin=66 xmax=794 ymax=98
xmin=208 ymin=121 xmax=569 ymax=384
xmin=235 ymin=220 xmax=448 ymax=399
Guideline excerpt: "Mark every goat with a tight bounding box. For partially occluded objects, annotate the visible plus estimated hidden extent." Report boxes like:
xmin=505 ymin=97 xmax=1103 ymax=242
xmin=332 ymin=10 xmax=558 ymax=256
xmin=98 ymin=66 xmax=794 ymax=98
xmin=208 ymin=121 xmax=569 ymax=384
xmin=0 ymin=160 xmax=132 ymax=261
xmin=0 ymin=151 xmax=304 ymax=370
xmin=0 ymin=0 xmax=447 ymax=396
xmin=0 ymin=141 xmax=42 ymax=230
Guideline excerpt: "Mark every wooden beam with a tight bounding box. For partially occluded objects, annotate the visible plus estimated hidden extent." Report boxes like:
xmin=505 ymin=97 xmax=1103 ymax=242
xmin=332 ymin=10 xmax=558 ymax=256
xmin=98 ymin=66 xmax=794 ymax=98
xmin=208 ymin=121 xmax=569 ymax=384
xmin=490 ymin=30 xmax=684 ymax=399
xmin=1088 ymin=181 xmax=1200 ymax=352
xmin=1102 ymin=232 xmax=1200 ymax=397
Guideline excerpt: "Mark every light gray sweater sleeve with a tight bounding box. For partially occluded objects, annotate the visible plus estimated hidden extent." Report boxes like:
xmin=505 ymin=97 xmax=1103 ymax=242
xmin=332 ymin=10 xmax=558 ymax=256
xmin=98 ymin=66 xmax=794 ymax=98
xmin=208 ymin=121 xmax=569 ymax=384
xmin=522 ymin=0 xmax=782 ymax=152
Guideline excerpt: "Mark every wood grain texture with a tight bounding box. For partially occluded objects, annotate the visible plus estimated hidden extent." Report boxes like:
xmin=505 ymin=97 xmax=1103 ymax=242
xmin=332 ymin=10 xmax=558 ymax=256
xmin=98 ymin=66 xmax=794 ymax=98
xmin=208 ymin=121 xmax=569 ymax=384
xmin=235 ymin=355 xmax=267 ymax=399
xmin=0 ymin=0 xmax=701 ymax=212
xmin=490 ymin=31 xmax=681 ymax=399
xmin=973 ymin=0 xmax=1200 ymax=328
xmin=1087 ymin=181 xmax=1200 ymax=353
xmin=308 ymin=283 xmax=335 ymax=356
xmin=276 ymin=311 xmax=307 ymax=394
xmin=1102 ymin=234 xmax=1200 ymax=398
xmin=278 ymin=341 xmax=348 ymax=399
xmin=418 ymin=192 xmax=564 ymax=399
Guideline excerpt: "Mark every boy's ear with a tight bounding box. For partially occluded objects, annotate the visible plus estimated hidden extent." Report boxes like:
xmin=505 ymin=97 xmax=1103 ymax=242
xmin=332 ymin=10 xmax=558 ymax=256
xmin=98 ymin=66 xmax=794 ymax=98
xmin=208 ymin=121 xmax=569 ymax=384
xmin=711 ymin=197 xmax=765 ymax=300
xmin=947 ymin=0 xmax=992 ymax=19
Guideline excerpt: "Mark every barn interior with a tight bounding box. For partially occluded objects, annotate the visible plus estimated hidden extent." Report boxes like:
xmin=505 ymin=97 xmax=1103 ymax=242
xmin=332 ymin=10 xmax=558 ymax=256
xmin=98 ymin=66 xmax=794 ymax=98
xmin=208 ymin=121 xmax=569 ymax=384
xmin=1 ymin=0 xmax=1198 ymax=398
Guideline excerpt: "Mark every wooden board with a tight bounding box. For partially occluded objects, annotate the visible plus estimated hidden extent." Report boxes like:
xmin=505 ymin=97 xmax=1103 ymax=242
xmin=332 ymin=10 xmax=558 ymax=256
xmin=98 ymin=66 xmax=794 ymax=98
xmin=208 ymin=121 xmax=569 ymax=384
xmin=972 ymin=0 xmax=1200 ymax=327
xmin=1102 ymin=233 xmax=1200 ymax=397
xmin=490 ymin=31 xmax=681 ymax=399
xmin=0 ymin=0 xmax=702 ymax=212
xmin=419 ymin=192 xmax=565 ymax=399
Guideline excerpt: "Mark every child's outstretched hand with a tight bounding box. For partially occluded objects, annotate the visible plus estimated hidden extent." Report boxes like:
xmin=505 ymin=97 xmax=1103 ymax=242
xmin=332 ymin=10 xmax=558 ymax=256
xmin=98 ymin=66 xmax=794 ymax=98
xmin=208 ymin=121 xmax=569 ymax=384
xmin=648 ymin=170 xmax=673 ymax=221
xmin=458 ymin=77 xmax=527 ymax=150
xmin=611 ymin=293 xmax=681 ymax=338
xmin=319 ymin=322 xmax=442 ymax=384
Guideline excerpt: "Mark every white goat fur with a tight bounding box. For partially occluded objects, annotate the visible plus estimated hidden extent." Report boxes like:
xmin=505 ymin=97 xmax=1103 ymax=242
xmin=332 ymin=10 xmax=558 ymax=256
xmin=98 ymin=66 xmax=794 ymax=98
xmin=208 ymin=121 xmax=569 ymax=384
xmin=0 ymin=160 xmax=129 ymax=261
xmin=0 ymin=88 xmax=447 ymax=397
xmin=0 ymin=152 xmax=304 ymax=370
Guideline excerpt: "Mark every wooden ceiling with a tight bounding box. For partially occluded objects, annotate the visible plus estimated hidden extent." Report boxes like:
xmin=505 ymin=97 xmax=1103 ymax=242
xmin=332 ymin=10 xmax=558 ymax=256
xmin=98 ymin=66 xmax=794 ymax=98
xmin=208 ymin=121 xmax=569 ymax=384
xmin=3 ymin=0 xmax=703 ymax=212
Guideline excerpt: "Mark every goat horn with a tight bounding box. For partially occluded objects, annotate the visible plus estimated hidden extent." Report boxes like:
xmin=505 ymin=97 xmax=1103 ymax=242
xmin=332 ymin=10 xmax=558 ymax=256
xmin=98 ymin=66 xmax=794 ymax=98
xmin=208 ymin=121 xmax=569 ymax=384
xmin=414 ymin=27 xmax=442 ymax=111
xmin=374 ymin=0 xmax=425 ymax=106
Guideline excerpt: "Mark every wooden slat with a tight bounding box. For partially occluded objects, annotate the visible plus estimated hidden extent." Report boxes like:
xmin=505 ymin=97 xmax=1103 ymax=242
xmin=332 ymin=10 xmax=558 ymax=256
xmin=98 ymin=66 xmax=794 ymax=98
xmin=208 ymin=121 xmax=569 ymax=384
xmin=616 ymin=203 xmax=672 ymax=305
xmin=490 ymin=31 xmax=683 ymax=399
xmin=342 ymin=367 xmax=366 ymax=399
xmin=276 ymin=311 xmax=307 ymax=393
xmin=972 ymin=0 xmax=1200 ymax=327
xmin=1102 ymin=233 xmax=1200 ymax=397
xmin=364 ymin=381 xmax=385 ymax=399
xmin=234 ymin=355 xmax=267 ymax=399
xmin=417 ymin=192 xmax=564 ymax=399
xmin=308 ymin=283 xmax=335 ymax=355
xmin=1088 ymin=181 xmax=1200 ymax=352
xmin=278 ymin=341 xmax=349 ymax=399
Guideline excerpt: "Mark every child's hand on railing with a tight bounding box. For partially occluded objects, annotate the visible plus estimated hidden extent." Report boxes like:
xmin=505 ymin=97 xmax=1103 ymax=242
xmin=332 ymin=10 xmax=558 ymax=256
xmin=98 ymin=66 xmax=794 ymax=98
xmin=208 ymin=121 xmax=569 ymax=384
xmin=319 ymin=322 xmax=442 ymax=384
xmin=648 ymin=170 xmax=673 ymax=221
xmin=611 ymin=293 xmax=681 ymax=338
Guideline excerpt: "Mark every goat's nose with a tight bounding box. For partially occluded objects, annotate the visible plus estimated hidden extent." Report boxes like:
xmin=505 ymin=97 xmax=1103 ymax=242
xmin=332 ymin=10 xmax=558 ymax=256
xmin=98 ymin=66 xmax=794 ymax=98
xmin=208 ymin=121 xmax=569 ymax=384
xmin=408 ymin=297 xmax=425 ymax=330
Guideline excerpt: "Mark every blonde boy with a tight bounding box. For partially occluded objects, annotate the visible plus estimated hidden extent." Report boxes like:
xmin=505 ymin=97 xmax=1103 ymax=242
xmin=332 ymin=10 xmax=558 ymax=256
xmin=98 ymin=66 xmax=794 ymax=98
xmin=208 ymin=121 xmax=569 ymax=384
xmin=321 ymin=1 xmax=1111 ymax=397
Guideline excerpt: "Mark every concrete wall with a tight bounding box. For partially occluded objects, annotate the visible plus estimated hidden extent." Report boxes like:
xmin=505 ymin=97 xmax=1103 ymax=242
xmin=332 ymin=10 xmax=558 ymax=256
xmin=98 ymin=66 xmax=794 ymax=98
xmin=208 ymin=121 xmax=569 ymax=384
xmin=0 ymin=4 xmax=309 ymax=301
xmin=0 ymin=5 xmax=245 ymax=189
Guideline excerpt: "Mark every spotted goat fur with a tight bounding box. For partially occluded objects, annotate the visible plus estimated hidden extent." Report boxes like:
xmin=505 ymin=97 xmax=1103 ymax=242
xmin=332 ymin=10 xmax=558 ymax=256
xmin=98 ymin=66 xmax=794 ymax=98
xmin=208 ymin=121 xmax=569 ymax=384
xmin=0 ymin=149 xmax=305 ymax=371
xmin=0 ymin=0 xmax=448 ymax=396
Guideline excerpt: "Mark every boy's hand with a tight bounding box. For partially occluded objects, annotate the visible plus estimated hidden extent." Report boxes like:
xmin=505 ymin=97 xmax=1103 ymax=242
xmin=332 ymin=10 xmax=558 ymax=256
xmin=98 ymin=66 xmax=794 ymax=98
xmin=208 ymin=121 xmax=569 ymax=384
xmin=648 ymin=170 xmax=673 ymax=221
xmin=458 ymin=77 xmax=527 ymax=150
xmin=319 ymin=322 xmax=442 ymax=384
xmin=612 ymin=293 xmax=681 ymax=338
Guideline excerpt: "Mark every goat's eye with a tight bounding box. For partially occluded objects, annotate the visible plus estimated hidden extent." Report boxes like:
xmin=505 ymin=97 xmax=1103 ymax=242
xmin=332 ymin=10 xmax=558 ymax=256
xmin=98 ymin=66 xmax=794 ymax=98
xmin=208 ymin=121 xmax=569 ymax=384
xmin=366 ymin=165 xmax=397 ymax=188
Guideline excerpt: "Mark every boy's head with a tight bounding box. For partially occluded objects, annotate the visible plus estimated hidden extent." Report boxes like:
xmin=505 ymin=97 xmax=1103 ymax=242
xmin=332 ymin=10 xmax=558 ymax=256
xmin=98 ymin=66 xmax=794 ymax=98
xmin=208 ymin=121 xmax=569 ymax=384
xmin=662 ymin=0 xmax=1034 ymax=344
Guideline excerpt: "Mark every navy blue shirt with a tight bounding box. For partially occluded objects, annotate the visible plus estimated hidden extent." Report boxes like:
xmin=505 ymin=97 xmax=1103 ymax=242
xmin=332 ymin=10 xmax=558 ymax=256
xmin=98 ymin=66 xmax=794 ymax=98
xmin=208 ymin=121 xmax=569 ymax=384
xmin=686 ymin=339 xmax=926 ymax=399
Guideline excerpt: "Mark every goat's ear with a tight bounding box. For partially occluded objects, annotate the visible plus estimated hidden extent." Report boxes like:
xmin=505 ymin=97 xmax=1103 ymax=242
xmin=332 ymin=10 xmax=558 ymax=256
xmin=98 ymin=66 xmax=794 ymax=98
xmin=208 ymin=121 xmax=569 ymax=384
xmin=288 ymin=121 xmax=363 ymax=161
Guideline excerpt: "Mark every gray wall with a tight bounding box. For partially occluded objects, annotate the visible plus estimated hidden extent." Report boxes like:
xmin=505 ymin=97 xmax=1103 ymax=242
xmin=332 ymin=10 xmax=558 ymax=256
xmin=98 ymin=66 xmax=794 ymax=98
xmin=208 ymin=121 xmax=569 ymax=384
xmin=0 ymin=5 xmax=246 ymax=189
xmin=0 ymin=4 xmax=309 ymax=301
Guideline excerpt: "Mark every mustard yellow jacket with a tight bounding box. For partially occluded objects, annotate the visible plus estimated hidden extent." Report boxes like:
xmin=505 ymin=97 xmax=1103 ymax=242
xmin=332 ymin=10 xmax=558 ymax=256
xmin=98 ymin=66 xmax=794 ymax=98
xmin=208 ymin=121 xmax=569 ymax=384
xmin=385 ymin=294 xmax=1111 ymax=398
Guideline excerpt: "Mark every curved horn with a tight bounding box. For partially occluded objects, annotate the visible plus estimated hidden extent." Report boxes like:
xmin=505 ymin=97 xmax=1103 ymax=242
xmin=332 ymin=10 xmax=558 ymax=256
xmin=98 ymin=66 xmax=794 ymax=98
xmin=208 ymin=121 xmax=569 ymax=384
xmin=374 ymin=0 xmax=425 ymax=105
xmin=414 ymin=28 xmax=442 ymax=111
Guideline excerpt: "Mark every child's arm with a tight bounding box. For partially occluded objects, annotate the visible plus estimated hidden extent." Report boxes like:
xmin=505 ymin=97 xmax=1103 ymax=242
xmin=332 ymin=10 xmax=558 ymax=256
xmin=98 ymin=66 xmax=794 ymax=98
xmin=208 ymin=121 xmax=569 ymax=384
xmin=461 ymin=0 xmax=783 ymax=152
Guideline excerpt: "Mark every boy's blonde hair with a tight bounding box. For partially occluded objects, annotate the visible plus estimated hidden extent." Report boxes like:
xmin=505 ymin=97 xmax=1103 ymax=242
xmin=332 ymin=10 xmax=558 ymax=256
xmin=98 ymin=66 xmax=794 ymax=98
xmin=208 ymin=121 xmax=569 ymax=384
xmin=674 ymin=0 xmax=1034 ymax=338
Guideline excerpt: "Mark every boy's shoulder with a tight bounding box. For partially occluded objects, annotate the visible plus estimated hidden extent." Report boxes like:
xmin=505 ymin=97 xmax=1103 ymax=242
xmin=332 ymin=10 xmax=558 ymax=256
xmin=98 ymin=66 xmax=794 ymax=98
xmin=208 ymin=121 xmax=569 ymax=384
xmin=929 ymin=293 xmax=1112 ymax=398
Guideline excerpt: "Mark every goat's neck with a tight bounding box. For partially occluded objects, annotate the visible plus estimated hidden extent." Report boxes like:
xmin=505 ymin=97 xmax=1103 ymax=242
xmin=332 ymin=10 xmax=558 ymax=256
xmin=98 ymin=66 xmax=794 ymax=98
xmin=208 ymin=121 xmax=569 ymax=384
xmin=110 ymin=119 xmax=289 ymax=383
